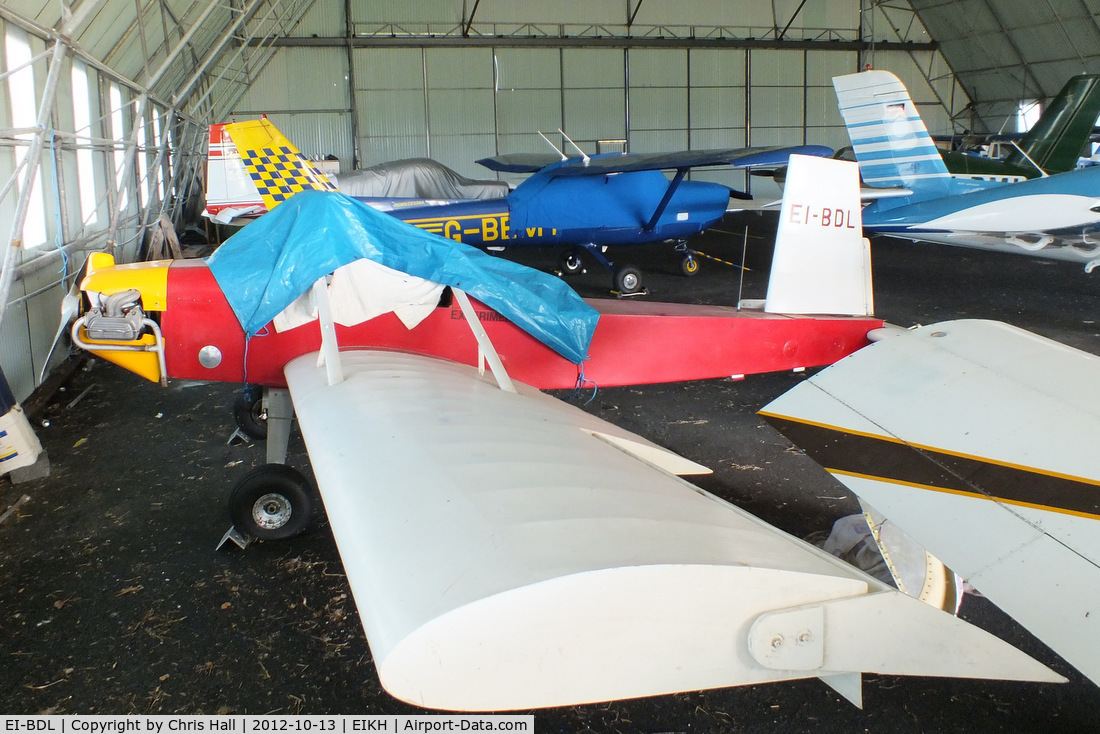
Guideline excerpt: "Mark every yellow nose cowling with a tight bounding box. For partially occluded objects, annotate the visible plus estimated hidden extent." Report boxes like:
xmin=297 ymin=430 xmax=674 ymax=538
xmin=76 ymin=253 xmax=172 ymax=384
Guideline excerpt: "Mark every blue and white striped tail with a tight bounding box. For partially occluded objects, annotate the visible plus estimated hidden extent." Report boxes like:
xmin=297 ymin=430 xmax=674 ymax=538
xmin=833 ymin=70 xmax=951 ymax=192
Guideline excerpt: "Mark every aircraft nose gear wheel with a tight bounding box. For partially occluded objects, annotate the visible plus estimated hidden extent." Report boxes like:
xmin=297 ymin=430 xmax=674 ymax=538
xmin=614 ymin=266 xmax=643 ymax=295
xmin=560 ymin=248 xmax=585 ymax=275
xmin=229 ymin=464 xmax=313 ymax=540
xmin=680 ymin=254 xmax=700 ymax=276
xmin=233 ymin=383 xmax=267 ymax=440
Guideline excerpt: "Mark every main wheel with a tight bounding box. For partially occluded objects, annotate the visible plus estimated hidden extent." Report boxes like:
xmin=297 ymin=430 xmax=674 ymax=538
xmin=233 ymin=384 xmax=267 ymax=440
xmin=614 ymin=266 xmax=643 ymax=294
xmin=680 ymin=254 xmax=700 ymax=276
xmin=229 ymin=464 xmax=313 ymax=540
xmin=560 ymin=248 xmax=585 ymax=275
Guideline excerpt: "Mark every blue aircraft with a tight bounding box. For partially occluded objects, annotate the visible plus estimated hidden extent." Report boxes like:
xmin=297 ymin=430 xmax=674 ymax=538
xmin=203 ymin=118 xmax=830 ymax=293
xmin=834 ymin=70 xmax=1100 ymax=272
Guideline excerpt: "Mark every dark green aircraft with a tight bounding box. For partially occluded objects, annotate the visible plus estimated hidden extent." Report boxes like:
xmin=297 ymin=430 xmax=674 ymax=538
xmin=942 ymin=74 xmax=1100 ymax=180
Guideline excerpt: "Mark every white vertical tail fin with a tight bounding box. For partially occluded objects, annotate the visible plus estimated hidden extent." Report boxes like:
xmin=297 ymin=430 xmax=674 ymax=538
xmin=764 ymin=154 xmax=873 ymax=316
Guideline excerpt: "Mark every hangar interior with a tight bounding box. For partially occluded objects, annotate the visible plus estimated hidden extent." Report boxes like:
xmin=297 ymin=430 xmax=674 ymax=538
xmin=3 ymin=0 xmax=1096 ymax=402
xmin=1 ymin=0 xmax=1100 ymax=724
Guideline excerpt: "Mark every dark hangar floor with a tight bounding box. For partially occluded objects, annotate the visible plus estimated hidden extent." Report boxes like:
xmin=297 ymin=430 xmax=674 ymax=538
xmin=2 ymin=214 xmax=1099 ymax=732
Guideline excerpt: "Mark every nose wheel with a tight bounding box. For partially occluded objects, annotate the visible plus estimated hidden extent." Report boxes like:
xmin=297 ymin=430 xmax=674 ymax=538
xmin=613 ymin=266 xmax=643 ymax=295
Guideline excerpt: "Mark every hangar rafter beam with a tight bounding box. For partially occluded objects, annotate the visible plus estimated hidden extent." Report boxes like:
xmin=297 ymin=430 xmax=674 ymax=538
xmin=194 ymin=0 xmax=317 ymax=121
xmin=143 ymin=0 xmax=221 ymax=89
xmin=171 ymin=0 xmax=266 ymax=108
xmin=249 ymin=35 xmax=936 ymax=52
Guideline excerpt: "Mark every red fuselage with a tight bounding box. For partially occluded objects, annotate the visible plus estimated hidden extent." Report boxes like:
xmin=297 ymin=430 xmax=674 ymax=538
xmin=155 ymin=260 xmax=881 ymax=390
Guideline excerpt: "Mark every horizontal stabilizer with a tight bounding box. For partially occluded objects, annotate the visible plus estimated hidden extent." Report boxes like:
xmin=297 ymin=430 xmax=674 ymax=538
xmin=762 ymin=319 xmax=1100 ymax=685
xmin=819 ymin=672 xmax=862 ymax=707
xmin=749 ymin=590 xmax=1062 ymax=682
xmin=287 ymin=349 xmax=1061 ymax=711
xmin=861 ymin=185 xmax=914 ymax=200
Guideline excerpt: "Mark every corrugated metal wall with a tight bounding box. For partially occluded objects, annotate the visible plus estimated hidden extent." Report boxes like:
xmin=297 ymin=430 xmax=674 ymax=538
xmin=355 ymin=48 xmax=429 ymax=164
xmin=629 ymin=50 xmax=689 ymax=153
xmin=1 ymin=22 xmax=72 ymax=400
xmin=223 ymin=0 xmax=965 ymax=196
xmin=495 ymin=47 xmax=562 ymax=158
xmin=233 ymin=47 xmax=355 ymax=167
xmin=231 ymin=45 xmax=870 ymax=195
xmin=561 ymin=49 xmax=626 ymax=141
xmin=234 ymin=47 xmax=351 ymax=115
xmin=424 ymin=48 xmax=497 ymax=172
xmin=232 ymin=44 xmax=965 ymax=203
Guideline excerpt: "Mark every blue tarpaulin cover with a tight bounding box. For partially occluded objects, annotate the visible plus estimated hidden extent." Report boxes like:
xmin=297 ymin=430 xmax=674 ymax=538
xmin=205 ymin=191 xmax=598 ymax=364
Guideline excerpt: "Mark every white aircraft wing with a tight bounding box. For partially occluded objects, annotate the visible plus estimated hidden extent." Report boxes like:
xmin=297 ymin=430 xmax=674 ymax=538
xmin=283 ymin=348 xmax=1061 ymax=712
xmin=762 ymin=319 xmax=1100 ymax=685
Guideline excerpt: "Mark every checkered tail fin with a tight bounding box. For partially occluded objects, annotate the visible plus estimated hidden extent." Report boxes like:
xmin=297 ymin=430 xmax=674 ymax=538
xmin=205 ymin=118 xmax=338 ymax=221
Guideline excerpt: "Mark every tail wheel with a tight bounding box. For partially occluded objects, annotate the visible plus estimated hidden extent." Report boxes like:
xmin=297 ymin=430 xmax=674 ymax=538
xmin=560 ymin=249 xmax=585 ymax=275
xmin=229 ymin=464 xmax=313 ymax=540
xmin=614 ymin=266 xmax=643 ymax=294
xmin=680 ymin=255 xmax=700 ymax=276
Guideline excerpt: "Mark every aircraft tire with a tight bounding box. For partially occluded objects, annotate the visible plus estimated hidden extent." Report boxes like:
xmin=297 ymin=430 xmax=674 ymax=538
xmin=614 ymin=266 xmax=643 ymax=294
xmin=560 ymin=249 xmax=585 ymax=275
xmin=680 ymin=255 xmax=700 ymax=276
xmin=229 ymin=464 xmax=313 ymax=540
xmin=233 ymin=384 xmax=267 ymax=440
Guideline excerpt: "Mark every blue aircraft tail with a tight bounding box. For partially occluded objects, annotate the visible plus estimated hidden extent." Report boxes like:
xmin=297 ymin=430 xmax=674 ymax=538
xmin=833 ymin=70 xmax=953 ymax=198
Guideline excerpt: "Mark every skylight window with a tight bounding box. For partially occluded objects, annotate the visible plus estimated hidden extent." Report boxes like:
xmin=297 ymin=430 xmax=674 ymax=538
xmin=4 ymin=27 xmax=48 ymax=248
xmin=71 ymin=59 xmax=98 ymax=226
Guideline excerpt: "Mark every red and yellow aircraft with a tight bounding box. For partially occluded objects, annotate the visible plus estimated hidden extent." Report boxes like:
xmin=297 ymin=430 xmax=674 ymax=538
xmin=68 ymin=156 xmax=1062 ymax=711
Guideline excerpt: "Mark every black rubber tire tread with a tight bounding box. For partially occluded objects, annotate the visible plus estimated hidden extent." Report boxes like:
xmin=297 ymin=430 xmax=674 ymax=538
xmin=233 ymin=386 xmax=268 ymax=440
xmin=614 ymin=265 xmax=643 ymax=294
xmin=560 ymin=248 xmax=585 ymax=274
xmin=229 ymin=464 xmax=313 ymax=540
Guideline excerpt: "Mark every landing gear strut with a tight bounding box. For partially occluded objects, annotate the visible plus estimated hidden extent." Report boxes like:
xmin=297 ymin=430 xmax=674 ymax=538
xmin=569 ymin=244 xmax=646 ymax=295
xmin=220 ymin=386 xmax=315 ymax=548
xmin=674 ymin=240 xmax=701 ymax=277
